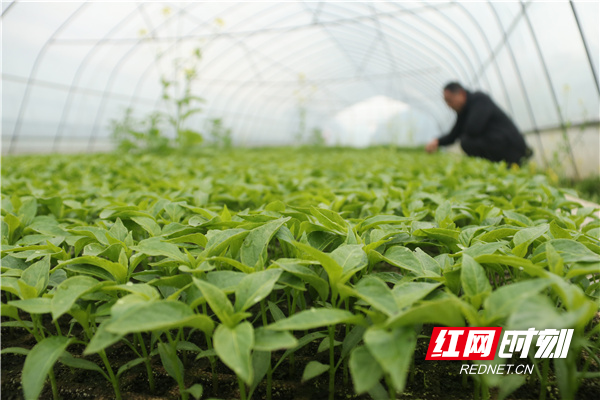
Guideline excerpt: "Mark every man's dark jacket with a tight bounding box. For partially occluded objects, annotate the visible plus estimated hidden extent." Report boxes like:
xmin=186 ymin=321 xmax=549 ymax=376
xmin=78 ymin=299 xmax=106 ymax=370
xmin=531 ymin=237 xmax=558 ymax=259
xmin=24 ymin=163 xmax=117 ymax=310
xmin=438 ymin=90 xmax=528 ymax=164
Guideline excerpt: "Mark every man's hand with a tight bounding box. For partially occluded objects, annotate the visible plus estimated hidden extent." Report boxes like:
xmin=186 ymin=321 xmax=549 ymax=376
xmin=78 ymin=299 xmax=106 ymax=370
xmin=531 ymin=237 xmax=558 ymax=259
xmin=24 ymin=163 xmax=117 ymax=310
xmin=425 ymin=138 xmax=439 ymax=153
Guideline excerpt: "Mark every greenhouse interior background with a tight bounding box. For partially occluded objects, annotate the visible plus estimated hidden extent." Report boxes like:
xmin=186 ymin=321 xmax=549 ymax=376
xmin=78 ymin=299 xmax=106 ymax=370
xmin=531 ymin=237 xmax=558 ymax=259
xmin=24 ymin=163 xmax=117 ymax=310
xmin=2 ymin=0 xmax=598 ymax=179
xmin=3 ymin=2 xmax=600 ymax=400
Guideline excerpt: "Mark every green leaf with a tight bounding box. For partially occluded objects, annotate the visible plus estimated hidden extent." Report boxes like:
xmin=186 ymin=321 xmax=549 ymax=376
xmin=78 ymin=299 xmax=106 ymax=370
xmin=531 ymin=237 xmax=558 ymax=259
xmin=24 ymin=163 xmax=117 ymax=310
xmin=341 ymin=325 xmax=366 ymax=359
xmin=250 ymin=351 xmax=271 ymax=394
xmin=549 ymin=220 xmax=571 ymax=239
xmin=414 ymin=248 xmax=442 ymax=275
xmin=1 ymin=303 xmax=20 ymax=320
xmin=268 ymin=308 xmax=361 ymax=331
xmin=1 ymin=347 xmax=30 ymax=356
xmin=158 ymin=342 xmax=184 ymax=383
xmin=532 ymin=239 xmax=600 ymax=263
xmin=19 ymin=256 xmax=50 ymax=296
xmin=234 ymin=269 xmax=282 ymax=312
xmin=268 ymin=300 xmax=285 ymax=322
xmin=386 ymin=297 xmax=465 ymax=328
xmin=512 ymin=224 xmax=548 ymax=257
xmin=349 ymin=345 xmax=384 ymax=394
xmin=301 ymin=361 xmax=329 ymax=382
xmin=462 ymin=241 xmax=507 ymax=258
xmin=17 ymin=280 xmax=37 ymax=300
xmin=354 ymin=276 xmax=398 ymax=316
xmin=116 ymin=357 xmax=147 ymax=378
xmin=205 ymin=271 xmax=246 ymax=293
xmin=18 ymin=197 xmax=38 ymax=227
xmin=213 ymin=321 xmax=254 ymax=385
xmin=51 ymin=275 xmax=99 ymax=320
xmin=206 ymin=256 xmax=253 ymax=273
xmin=460 ymin=254 xmax=492 ymax=306
xmin=4 ymin=213 xmax=21 ymax=244
xmin=84 ymin=320 xmax=124 ymax=355
xmin=253 ymin=328 xmax=298 ymax=351
xmin=359 ymin=215 xmax=410 ymax=232
xmin=104 ymin=300 xmax=213 ymax=334
xmin=391 ymin=282 xmax=441 ymax=310
xmin=505 ymin=294 xmax=595 ymax=331
xmin=546 ymin=243 xmax=564 ymax=276
xmin=474 ymin=254 xmax=546 ymax=277
xmin=185 ymin=383 xmax=204 ymax=400
xmin=435 ymin=200 xmax=453 ymax=227
xmin=22 ymin=336 xmax=70 ymax=400
xmin=111 ymin=282 xmax=160 ymax=300
xmin=193 ymin=278 xmax=234 ymax=326
xmin=377 ymin=246 xmax=425 ymax=276
xmin=417 ymin=227 xmax=460 ymax=248
xmin=310 ymin=206 xmax=347 ymax=234
xmin=364 ymin=326 xmax=416 ymax=392
xmin=60 ymin=353 xmax=108 ymax=380
xmin=57 ymin=256 xmax=127 ymax=283
xmin=274 ymin=259 xmax=329 ymax=301
xmin=132 ymin=237 xmax=187 ymax=263
xmin=292 ymin=241 xmax=343 ymax=283
xmin=204 ymin=228 xmax=249 ymax=257
xmin=331 ymin=244 xmax=368 ymax=282
xmin=131 ymin=216 xmax=161 ymax=237
xmin=9 ymin=297 xmax=52 ymax=314
xmin=483 ymin=279 xmax=551 ymax=323
xmin=240 ymin=218 xmax=289 ymax=269
xmin=477 ymin=227 xmax=518 ymax=242
xmin=272 ymin=332 xmax=327 ymax=371
xmin=107 ymin=218 xmax=128 ymax=242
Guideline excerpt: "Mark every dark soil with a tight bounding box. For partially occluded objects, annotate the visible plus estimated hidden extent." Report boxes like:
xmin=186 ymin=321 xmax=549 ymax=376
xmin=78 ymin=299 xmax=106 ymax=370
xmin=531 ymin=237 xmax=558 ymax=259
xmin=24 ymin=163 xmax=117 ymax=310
xmin=2 ymin=319 xmax=599 ymax=400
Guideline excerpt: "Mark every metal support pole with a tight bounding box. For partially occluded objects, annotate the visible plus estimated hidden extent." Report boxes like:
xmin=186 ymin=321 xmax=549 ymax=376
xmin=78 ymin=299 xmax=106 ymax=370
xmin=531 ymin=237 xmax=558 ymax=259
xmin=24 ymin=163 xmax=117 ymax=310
xmin=520 ymin=1 xmax=579 ymax=179
xmin=569 ymin=1 xmax=599 ymax=95
xmin=487 ymin=1 xmax=548 ymax=168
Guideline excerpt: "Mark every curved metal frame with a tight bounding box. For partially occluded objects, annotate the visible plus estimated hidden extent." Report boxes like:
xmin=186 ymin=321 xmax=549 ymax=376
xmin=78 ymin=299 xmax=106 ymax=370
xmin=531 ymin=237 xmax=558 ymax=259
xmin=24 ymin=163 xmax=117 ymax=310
xmin=519 ymin=0 xmax=579 ymax=178
xmin=123 ymin=2 xmax=461 ymax=144
xmin=52 ymin=4 xmax=146 ymax=151
xmin=7 ymin=2 xmax=89 ymax=153
xmin=569 ymin=1 xmax=599 ymax=95
xmin=2 ymin=1 xmax=598 ymax=156
xmin=486 ymin=1 xmax=548 ymax=167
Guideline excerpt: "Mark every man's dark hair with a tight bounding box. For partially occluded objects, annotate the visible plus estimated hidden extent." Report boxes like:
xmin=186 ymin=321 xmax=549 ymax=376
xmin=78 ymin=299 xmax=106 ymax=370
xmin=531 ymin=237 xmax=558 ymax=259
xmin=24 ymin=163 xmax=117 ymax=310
xmin=443 ymin=82 xmax=465 ymax=93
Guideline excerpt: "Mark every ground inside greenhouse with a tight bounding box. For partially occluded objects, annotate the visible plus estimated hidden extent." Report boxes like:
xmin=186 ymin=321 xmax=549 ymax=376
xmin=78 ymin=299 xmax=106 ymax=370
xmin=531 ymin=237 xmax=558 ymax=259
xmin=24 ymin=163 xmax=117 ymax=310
xmin=2 ymin=319 xmax=599 ymax=400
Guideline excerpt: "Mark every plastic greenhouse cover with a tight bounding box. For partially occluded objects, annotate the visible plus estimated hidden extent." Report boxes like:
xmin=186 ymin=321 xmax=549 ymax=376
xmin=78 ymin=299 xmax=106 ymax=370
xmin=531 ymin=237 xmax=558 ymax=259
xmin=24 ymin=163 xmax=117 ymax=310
xmin=1 ymin=0 xmax=598 ymax=153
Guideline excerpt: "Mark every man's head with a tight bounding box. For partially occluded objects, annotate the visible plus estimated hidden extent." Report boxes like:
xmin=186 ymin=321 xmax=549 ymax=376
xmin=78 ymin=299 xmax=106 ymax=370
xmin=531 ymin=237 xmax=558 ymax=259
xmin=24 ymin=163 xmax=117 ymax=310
xmin=443 ymin=82 xmax=467 ymax=112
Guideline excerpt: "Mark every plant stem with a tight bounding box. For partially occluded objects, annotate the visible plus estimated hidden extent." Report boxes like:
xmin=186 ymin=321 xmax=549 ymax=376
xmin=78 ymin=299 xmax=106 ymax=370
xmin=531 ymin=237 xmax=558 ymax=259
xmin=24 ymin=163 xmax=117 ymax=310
xmin=202 ymin=303 xmax=218 ymax=394
xmin=343 ymin=299 xmax=350 ymax=386
xmin=48 ymin=367 xmax=59 ymax=400
xmin=99 ymin=350 xmax=121 ymax=400
xmin=166 ymin=331 xmax=188 ymax=400
xmin=261 ymin=300 xmax=273 ymax=400
xmin=136 ymin=333 xmax=155 ymax=392
xmin=385 ymin=374 xmax=395 ymax=400
xmin=539 ymin=359 xmax=549 ymax=400
xmin=473 ymin=376 xmax=480 ymax=400
xmin=54 ymin=320 xmax=62 ymax=336
xmin=33 ymin=314 xmax=46 ymax=340
xmin=238 ymin=376 xmax=247 ymax=400
xmin=481 ymin=377 xmax=490 ymax=400
xmin=328 ymin=325 xmax=335 ymax=400
xmin=288 ymin=290 xmax=296 ymax=376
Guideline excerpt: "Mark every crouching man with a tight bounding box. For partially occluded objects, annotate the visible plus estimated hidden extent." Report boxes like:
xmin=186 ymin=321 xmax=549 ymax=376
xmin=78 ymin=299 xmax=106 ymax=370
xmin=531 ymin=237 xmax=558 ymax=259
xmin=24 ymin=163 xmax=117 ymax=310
xmin=426 ymin=82 xmax=531 ymax=165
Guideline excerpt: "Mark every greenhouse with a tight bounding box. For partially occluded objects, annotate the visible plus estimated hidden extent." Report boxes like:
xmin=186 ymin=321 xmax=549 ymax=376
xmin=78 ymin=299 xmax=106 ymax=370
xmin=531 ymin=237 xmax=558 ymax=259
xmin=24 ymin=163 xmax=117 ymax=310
xmin=1 ymin=1 xmax=599 ymax=400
